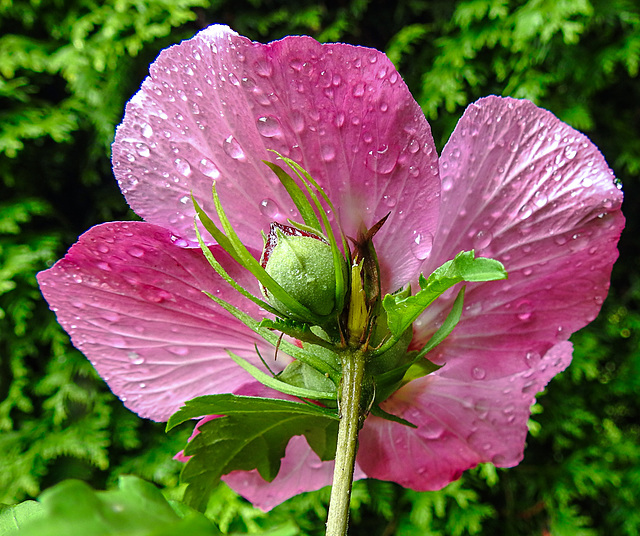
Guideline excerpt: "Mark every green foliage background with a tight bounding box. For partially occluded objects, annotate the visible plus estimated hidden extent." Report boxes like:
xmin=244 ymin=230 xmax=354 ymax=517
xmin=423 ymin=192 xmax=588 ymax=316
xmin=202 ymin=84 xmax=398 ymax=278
xmin=1 ymin=0 xmax=638 ymax=534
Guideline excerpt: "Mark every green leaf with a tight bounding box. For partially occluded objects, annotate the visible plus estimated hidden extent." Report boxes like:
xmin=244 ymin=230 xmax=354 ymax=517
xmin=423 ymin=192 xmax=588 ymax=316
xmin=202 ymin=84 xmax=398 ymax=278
xmin=0 ymin=501 xmax=44 ymax=534
xmin=1 ymin=476 xmax=218 ymax=536
xmin=167 ymin=395 xmax=338 ymax=511
xmin=382 ymin=250 xmax=506 ymax=337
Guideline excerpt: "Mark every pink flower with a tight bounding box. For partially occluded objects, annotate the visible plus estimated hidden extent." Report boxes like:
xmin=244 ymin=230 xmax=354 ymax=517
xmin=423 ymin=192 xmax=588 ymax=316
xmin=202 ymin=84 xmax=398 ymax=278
xmin=38 ymin=26 xmax=624 ymax=511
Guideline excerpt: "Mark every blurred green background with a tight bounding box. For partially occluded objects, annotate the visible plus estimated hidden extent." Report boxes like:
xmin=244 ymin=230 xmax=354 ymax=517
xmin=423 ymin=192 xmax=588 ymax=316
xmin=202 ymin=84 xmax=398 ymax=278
xmin=1 ymin=0 xmax=638 ymax=534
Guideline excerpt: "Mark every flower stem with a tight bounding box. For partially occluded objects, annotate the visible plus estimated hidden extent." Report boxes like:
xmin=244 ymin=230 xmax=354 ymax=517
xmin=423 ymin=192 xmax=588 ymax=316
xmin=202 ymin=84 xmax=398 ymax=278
xmin=326 ymin=349 xmax=366 ymax=536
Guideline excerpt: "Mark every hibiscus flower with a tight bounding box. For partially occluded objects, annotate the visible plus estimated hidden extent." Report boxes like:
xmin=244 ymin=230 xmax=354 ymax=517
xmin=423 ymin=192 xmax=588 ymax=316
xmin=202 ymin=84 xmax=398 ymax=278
xmin=38 ymin=25 xmax=624 ymax=511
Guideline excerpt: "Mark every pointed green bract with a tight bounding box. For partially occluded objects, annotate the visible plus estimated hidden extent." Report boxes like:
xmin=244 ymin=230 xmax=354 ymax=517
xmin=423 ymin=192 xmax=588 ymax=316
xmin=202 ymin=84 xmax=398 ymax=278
xmin=263 ymin=160 xmax=323 ymax=232
xmin=193 ymin=216 xmax=282 ymax=317
xmin=227 ymin=351 xmax=337 ymax=401
xmin=382 ymin=250 xmax=506 ymax=338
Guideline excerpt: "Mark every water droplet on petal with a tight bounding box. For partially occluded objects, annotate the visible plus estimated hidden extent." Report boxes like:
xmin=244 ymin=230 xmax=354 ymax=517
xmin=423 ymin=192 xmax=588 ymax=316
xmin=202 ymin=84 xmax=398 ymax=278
xmin=564 ymin=145 xmax=577 ymax=159
xmin=472 ymin=366 xmax=486 ymax=380
xmin=223 ymin=135 xmax=245 ymax=160
xmin=420 ymin=420 xmax=445 ymax=440
xmin=525 ymin=350 xmax=541 ymax=367
xmin=259 ymin=198 xmax=280 ymax=218
xmin=174 ymin=158 xmax=192 ymax=177
xmin=198 ymin=158 xmax=220 ymax=179
xmin=473 ymin=229 xmax=493 ymax=250
xmin=353 ymin=83 xmax=365 ymax=97
xmin=141 ymin=123 xmax=153 ymax=138
xmin=256 ymin=115 xmax=282 ymax=138
xmin=411 ymin=232 xmax=433 ymax=260
xmin=97 ymin=243 xmax=110 ymax=254
xmin=407 ymin=138 xmax=420 ymax=154
xmin=321 ymin=144 xmax=336 ymax=162
xmin=516 ymin=300 xmax=533 ymax=321
xmin=383 ymin=195 xmax=397 ymax=208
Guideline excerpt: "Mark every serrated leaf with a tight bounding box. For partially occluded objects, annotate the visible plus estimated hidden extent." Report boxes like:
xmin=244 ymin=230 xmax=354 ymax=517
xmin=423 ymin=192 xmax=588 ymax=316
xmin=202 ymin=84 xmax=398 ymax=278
xmin=170 ymin=395 xmax=339 ymax=511
xmin=382 ymin=251 xmax=506 ymax=337
xmin=2 ymin=476 xmax=218 ymax=536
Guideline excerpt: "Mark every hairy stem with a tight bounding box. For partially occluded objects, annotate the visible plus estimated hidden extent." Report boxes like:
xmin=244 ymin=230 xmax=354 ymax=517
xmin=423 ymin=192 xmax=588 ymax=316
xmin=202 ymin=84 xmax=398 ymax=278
xmin=325 ymin=349 xmax=366 ymax=536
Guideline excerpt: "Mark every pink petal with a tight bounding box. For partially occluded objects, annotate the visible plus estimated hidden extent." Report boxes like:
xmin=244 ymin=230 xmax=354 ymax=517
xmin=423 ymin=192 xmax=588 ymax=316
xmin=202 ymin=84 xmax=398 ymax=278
xmin=112 ymin=25 xmax=440 ymax=293
xmin=415 ymin=96 xmax=624 ymax=381
xmin=223 ymin=435 xmax=336 ymax=512
xmin=358 ymin=341 xmax=572 ymax=488
xmin=37 ymin=221 xmax=282 ymax=421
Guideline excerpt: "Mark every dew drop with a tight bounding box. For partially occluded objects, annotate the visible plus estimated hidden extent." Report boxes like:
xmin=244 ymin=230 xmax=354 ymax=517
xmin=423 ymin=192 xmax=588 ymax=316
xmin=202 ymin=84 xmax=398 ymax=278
xmin=223 ymin=135 xmax=245 ymax=160
xmin=564 ymin=145 xmax=577 ymax=160
xmin=515 ymin=300 xmax=533 ymax=322
xmin=383 ymin=195 xmax=397 ymax=208
xmin=525 ymin=350 xmax=541 ymax=368
xmin=127 ymin=246 xmax=144 ymax=258
xmin=135 ymin=142 xmax=150 ymax=157
xmin=97 ymin=243 xmax=110 ymax=254
xmin=353 ymin=83 xmax=365 ymax=97
xmin=472 ymin=366 xmax=487 ymax=380
xmin=260 ymin=198 xmax=280 ymax=218
xmin=407 ymin=138 xmax=420 ymax=154
xmin=533 ymin=191 xmax=548 ymax=208
xmin=141 ymin=123 xmax=153 ymax=138
xmin=128 ymin=352 xmax=145 ymax=365
xmin=198 ymin=158 xmax=220 ymax=179
xmin=442 ymin=176 xmax=453 ymax=191
xmin=420 ymin=420 xmax=445 ymax=440
xmin=473 ymin=229 xmax=493 ymax=250
xmin=411 ymin=231 xmax=433 ymax=260
xmin=168 ymin=346 xmax=190 ymax=356
xmin=173 ymin=158 xmax=192 ymax=177
xmin=321 ymin=144 xmax=336 ymax=162
xmin=256 ymin=115 xmax=282 ymax=138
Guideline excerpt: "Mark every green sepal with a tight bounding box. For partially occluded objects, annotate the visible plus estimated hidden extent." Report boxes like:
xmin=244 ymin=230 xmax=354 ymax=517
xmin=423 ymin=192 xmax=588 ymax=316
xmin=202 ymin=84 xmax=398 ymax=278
xmin=203 ymin=290 xmax=341 ymax=382
xmin=227 ymin=351 xmax=337 ymax=401
xmin=370 ymin=404 xmax=418 ymax=428
xmin=383 ymin=250 xmax=506 ymax=338
xmin=258 ymin=317 xmax=336 ymax=349
xmin=193 ymin=215 xmax=282 ymax=317
xmin=167 ymin=395 xmax=339 ymax=512
xmin=263 ymin=160 xmax=323 ymax=232
xmin=194 ymin=186 xmax=325 ymax=325
xmin=272 ymin=153 xmax=348 ymax=318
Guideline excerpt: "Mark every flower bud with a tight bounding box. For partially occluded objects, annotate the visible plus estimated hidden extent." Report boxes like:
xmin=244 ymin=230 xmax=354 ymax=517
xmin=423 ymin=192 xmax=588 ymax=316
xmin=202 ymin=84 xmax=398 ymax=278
xmin=262 ymin=223 xmax=340 ymax=320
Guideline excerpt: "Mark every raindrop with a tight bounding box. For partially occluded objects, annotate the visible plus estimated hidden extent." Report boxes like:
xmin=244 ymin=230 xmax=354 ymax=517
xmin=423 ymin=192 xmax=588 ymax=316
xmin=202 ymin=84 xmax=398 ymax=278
xmin=407 ymin=138 xmax=420 ymax=154
xmin=141 ymin=123 xmax=153 ymax=138
xmin=409 ymin=166 xmax=420 ymax=178
xmin=259 ymin=198 xmax=280 ymax=218
xmin=383 ymin=195 xmax=396 ymax=208
xmin=255 ymin=60 xmax=273 ymax=77
xmin=223 ymin=135 xmax=245 ymax=160
xmin=97 ymin=262 xmax=111 ymax=271
xmin=441 ymin=176 xmax=453 ymax=191
xmin=198 ymin=158 xmax=221 ymax=179
xmin=420 ymin=420 xmax=445 ymax=440
xmin=291 ymin=111 xmax=305 ymax=133
xmin=380 ymin=101 xmax=389 ymax=112
xmin=135 ymin=143 xmax=150 ymax=157
xmin=473 ymin=229 xmax=493 ymax=250
xmin=191 ymin=102 xmax=201 ymax=115
xmin=516 ymin=300 xmax=533 ymax=321
xmin=518 ymin=203 xmax=533 ymax=220
xmin=97 ymin=243 xmax=110 ymax=254
xmin=353 ymin=83 xmax=365 ymax=97
xmin=411 ymin=231 xmax=433 ymax=260
xmin=127 ymin=246 xmax=145 ymax=258
xmin=525 ymin=350 xmax=541 ymax=367
xmin=256 ymin=115 xmax=282 ymax=138
xmin=472 ymin=366 xmax=486 ymax=380
xmin=564 ymin=145 xmax=577 ymax=160
xmin=128 ymin=352 xmax=145 ymax=365
xmin=533 ymin=191 xmax=548 ymax=208
xmin=173 ymin=158 xmax=192 ymax=177
xmin=321 ymin=144 xmax=336 ymax=162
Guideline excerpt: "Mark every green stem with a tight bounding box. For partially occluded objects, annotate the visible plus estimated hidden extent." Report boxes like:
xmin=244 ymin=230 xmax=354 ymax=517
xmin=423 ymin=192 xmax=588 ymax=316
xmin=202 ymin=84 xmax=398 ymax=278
xmin=325 ymin=349 xmax=367 ymax=536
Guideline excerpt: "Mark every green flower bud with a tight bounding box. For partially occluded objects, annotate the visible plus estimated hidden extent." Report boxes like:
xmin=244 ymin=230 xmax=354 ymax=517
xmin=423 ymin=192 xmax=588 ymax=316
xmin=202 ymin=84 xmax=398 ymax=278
xmin=262 ymin=223 xmax=340 ymax=320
